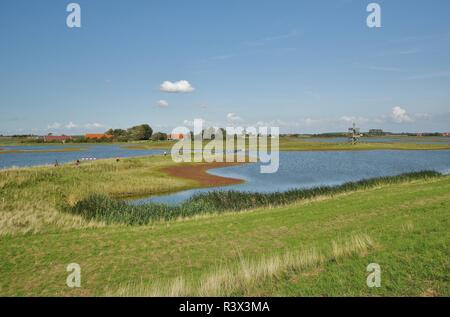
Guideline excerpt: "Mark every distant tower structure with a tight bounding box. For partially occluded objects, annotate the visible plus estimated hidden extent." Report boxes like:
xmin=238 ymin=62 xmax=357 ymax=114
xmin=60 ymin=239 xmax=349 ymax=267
xmin=348 ymin=122 xmax=361 ymax=144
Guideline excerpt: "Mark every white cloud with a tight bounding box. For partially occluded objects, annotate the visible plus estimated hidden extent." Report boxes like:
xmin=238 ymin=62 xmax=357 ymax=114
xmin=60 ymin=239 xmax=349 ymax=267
xmin=339 ymin=116 xmax=370 ymax=125
xmin=182 ymin=119 xmax=192 ymax=126
xmin=47 ymin=122 xmax=61 ymax=130
xmin=156 ymin=100 xmax=169 ymax=107
xmin=47 ymin=122 xmax=104 ymax=131
xmin=183 ymin=119 xmax=204 ymax=127
xmin=391 ymin=106 xmax=414 ymax=123
xmin=84 ymin=123 xmax=105 ymax=129
xmin=339 ymin=116 xmax=354 ymax=123
xmin=255 ymin=119 xmax=289 ymax=127
xmin=226 ymin=113 xmax=242 ymax=122
xmin=65 ymin=122 xmax=78 ymax=129
xmin=160 ymin=80 xmax=195 ymax=93
xmin=304 ymin=118 xmax=323 ymax=126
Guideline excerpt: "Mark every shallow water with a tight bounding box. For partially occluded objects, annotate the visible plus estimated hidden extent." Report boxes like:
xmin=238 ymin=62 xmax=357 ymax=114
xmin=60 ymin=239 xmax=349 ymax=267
xmin=0 ymin=145 xmax=164 ymax=169
xmin=133 ymin=150 xmax=450 ymax=205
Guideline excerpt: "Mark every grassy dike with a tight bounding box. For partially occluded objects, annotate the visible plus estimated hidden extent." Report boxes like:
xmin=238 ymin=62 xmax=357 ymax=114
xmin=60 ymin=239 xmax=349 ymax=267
xmin=0 ymin=172 xmax=448 ymax=296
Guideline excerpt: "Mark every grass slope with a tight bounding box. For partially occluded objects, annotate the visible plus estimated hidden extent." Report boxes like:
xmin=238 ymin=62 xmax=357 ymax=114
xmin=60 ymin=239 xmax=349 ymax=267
xmin=1 ymin=174 xmax=448 ymax=296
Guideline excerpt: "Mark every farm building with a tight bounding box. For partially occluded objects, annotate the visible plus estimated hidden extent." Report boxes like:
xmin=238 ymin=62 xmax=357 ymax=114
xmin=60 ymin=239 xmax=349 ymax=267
xmin=43 ymin=135 xmax=72 ymax=142
xmin=85 ymin=134 xmax=113 ymax=140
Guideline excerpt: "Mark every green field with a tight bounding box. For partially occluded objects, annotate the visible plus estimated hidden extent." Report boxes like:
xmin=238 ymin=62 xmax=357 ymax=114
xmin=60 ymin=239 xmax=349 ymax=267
xmin=2 ymin=136 xmax=450 ymax=152
xmin=123 ymin=137 xmax=450 ymax=151
xmin=0 ymin=154 xmax=449 ymax=296
xmin=277 ymin=138 xmax=450 ymax=151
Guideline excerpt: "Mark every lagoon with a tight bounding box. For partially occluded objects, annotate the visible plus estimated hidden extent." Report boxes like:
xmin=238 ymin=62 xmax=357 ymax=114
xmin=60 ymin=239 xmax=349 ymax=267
xmin=0 ymin=145 xmax=163 ymax=169
xmin=2 ymin=145 xmax=449 ymax=206
xmin=134 ymin=150 xmax=450 ymax=205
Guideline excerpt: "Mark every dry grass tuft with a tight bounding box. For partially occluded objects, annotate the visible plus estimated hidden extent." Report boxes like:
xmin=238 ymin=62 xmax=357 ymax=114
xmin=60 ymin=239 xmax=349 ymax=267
xmin=400 ymin=221 xmax=415 ymax=233
xmin=105 ymin=234 xmax=374 ymax=297
xmin=331 ymin=234 xmax=374 ymax=260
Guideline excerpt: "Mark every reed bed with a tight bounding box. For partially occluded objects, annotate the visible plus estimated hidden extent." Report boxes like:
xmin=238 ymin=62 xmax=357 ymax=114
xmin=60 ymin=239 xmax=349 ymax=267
xmin=67 ymin=171 xmax=442 ymax=225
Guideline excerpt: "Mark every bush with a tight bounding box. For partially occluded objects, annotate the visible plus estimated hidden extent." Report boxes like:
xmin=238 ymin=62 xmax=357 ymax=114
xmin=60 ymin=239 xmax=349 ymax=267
xmin=151 ymin=132 xmax=168 ymax=141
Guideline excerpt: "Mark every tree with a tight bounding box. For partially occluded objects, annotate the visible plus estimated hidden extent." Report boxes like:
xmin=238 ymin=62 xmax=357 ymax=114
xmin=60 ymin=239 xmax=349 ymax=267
xmin=126 ymin=124 xmax=153 ymax=141
xmin=151 ymin=132 xmax=168 ymax=141
xmin=104 ymin=128 xmax=129 ymax=142
xmin=105 ymin=129 xmax=127 ymax=137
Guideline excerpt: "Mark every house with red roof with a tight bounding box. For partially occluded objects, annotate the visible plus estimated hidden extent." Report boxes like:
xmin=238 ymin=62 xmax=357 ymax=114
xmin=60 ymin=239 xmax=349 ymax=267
xmin=43 ymin=135 xmax=73 ymax=142
xmin=85 ymin=134 xmax=113 ymax=140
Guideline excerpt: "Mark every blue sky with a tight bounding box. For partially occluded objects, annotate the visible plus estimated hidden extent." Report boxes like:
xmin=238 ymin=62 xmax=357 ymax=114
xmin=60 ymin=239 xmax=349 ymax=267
xmin=1 ymin=0 xmax=449 ymax=134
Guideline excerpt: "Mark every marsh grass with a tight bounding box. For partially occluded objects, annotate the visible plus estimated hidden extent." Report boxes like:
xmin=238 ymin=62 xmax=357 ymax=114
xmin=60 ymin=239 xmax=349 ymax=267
xmin=106 ymin=234 xmax=374 ymax=296
xmin=0 ymin=156 xmax=196 ymax=235
xmin=68 ymin=171 xmax=442 ymax=225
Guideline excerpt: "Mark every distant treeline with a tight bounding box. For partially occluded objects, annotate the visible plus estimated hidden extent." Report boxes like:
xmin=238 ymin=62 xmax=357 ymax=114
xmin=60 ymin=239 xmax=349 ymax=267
xmin=2 ymin=129 xmax=448 ymax=144
xmin=12 ymin=124 xmax=169 ymax=143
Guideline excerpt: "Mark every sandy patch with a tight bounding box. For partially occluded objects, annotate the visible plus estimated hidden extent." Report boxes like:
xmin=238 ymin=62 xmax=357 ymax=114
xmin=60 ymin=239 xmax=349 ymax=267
xmin=162 ymin=162 xmax=246 ymax=187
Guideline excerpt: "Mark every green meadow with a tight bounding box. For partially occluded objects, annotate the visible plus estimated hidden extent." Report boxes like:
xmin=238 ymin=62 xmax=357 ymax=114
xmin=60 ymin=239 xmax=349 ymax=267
xmin=277 ymin=137 xmax=450 ymax=151
xmin=2 ymin=135 xmax=450 ymax=152
xmin=0 ymin=151 xmax=449 ymax=296
xmin=122 ymin=137 xmax=450 ymax=151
